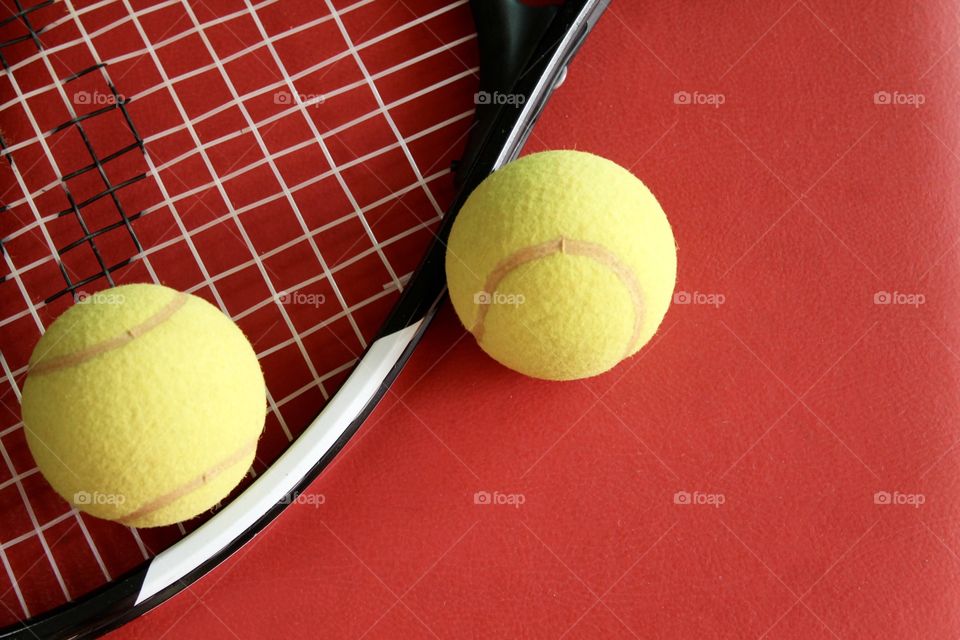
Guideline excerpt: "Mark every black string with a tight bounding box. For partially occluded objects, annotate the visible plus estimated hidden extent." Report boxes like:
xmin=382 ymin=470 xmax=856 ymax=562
xmin=0 ymin=0 xmax=53 ymax=30
xmin=0 ymin=1 xmax=151 ymax=303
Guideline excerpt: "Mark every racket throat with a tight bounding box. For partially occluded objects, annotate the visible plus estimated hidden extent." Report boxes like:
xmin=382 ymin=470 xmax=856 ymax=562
xmin=457 ymin=0 xmax=559 ymax=185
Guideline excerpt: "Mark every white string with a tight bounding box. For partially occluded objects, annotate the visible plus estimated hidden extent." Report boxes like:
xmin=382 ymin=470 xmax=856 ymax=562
xmin=0 ymin=2 xmax=471 ymax=157
xmin=0 ymin=545 xmax=29 ymax=618
xmin=0 ymin=436 xmax=69 ymax=603
xmin=182 ymin=0 xmax=369 ymax=353
xmin=325 ymin=0 xmax=445 ymax=222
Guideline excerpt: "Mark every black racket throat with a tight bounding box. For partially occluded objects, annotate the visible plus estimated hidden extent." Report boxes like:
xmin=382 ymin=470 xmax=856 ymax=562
xmin=455 ymin=0 xmax=559 ymax=186
xmin=385 ymin=0 xmax=610 ymax=334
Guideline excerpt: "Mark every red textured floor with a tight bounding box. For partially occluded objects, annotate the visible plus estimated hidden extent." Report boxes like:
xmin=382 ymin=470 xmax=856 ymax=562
xmin=114 ymin=1 xmax=960 ymax=638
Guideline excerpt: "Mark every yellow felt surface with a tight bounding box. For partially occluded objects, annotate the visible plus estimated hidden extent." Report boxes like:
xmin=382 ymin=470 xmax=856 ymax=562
xmin=445 ymin=150 xmax=677 ymax=380
xmin=22 ymin=284 xmax=266 ymax=528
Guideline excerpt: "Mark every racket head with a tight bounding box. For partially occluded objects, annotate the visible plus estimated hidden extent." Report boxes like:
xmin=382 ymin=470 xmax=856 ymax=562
xmin=0 ymin=0 xmax=608 ymax=636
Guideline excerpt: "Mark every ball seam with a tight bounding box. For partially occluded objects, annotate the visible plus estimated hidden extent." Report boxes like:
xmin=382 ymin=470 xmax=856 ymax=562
xmin=29 ymin=292 xmax=190 ymax=377
xmin=472 ymin=236 xmax=645 ymax=357
xmin=115 ymin=438 xmax=258 ymax=526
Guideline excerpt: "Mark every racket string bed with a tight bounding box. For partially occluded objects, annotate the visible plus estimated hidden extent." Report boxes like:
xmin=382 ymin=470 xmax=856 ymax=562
xmin=0 ymin=0 xmax=483 ymax=629
xmin=8 ymin=64 xmax=148 ymax=303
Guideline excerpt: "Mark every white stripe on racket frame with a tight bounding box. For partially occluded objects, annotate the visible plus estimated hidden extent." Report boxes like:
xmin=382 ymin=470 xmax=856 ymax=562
xmin=136 ymin=321 xmax=421 ymax=604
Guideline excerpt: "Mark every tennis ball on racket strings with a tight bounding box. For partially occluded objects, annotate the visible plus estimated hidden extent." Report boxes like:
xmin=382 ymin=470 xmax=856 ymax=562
xmin=445 ymin=150 xmax=677 ymax=380
xmin=21 ymin=284 xmax=266 ymax=528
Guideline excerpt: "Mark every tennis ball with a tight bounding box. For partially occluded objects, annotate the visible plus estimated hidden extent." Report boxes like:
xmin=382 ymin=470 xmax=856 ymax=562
xmin=445 ymin=150 xmax=677 ymax=380
xmin=21 ymin=284 xmax=266 ymax=528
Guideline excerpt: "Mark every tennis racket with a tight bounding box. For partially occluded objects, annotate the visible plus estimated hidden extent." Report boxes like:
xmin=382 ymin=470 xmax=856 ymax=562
xmin=0 ymin=0 xmax=608 ymax=637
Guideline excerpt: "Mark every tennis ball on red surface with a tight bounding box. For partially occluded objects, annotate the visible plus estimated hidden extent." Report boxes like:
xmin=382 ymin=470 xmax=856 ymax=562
xmin=21 ymin=284 xmax=266 ymax=528
xmin=445 ymin=150 xmax=677 ymax=381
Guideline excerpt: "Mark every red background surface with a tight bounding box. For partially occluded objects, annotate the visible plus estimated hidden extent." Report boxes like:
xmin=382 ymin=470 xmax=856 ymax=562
xmin=114 ymin=1 xmax=960 ymax=637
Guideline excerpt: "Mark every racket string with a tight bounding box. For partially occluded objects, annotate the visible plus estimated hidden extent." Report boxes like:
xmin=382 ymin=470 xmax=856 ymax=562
xmin=0 ymin=0 xmax=478 ymax=624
